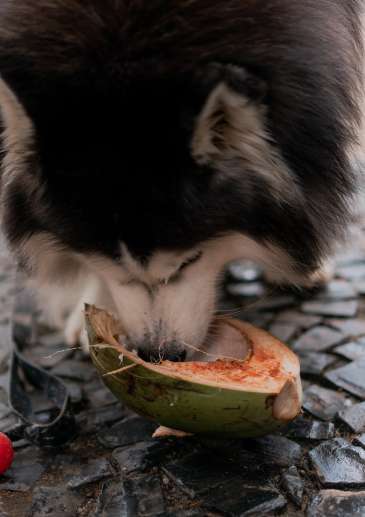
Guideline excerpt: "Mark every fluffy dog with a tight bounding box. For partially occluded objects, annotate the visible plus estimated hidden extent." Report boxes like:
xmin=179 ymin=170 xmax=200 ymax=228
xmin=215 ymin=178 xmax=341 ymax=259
xmin=0 ymin=1 xmax=363 ymax=361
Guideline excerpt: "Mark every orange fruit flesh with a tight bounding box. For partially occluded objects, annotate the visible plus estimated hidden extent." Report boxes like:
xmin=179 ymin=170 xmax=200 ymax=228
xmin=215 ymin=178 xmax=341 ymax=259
xmin=158 ymin=319 xmax=291 ymax=392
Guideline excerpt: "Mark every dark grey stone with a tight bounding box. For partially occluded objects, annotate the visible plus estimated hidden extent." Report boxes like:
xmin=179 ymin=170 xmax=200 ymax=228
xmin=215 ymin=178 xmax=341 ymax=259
xmin=0 ymin=447 xmax=47 ymax=492
xmin=354 ymin=434 xmax=365 ymax=449
xmin=251 ymin=295 xmax=295 ymax=312
xmin=339 ymin=402 xmax=365 ymax=433
xmin=27 ymin=486 xmax=83 ymax=517
xmin=335 ymin=248 xmax=365 ymax=267
xmin=281 ymin=466 xmax=304 ymax=507
xmin=96 ymin=474 xmax=166 ymax=517
xmin=334 ymin=338 xmax=365 ymax=361
xmin=287 ymin=417 xmax=335 ymax=440
xmin=203 ymin=483 xmax=287 ymax=516
xmin=76 ymin=404 xmax=126 ymax=434
xmin=226 ymin=282 xmax=265 ymax=298
xmin=0 ymin=482 xmax=30 ymax=492
xmin=0 ymin=402 xmax=11 ymax=420
xmin=39 ymin=331 xmax=66 ymax=348
xmin=85 ymin=384 xmax=117 ymax=408
xmin=0 ymin=349 xmax=9 ymax=375
xmin=336 ymin=263 xmax=365 ymax=281
xmin=307 ymin=489 xmax=365 ymax=517
xmin=355 ymin=280 xmax=365 ymax=295
xmin=51 ymin=359 xmax=96 ymax=381
xmin=162 ymin=449 xmax=279 ymax=498
xmin=112 ymin=440 xmax=170 ymax=475
xmin=249 ymin=435 xmax=303 ymax=467
xmin=30 ymin=332 xmax=72 ymax=368
xmin=241 ymin=312 xmax=274 ymax=329
xmin=309 ymin=438 xmax=365 ymax=487
xmin=325 ymin=319 xmax=365 ymax=338
xmin=268 ymin=322 xmax=298 ymax=343
xmin=314 ymin=280 xmax=357 ymax=301
xmin=0 ymin=387 xmax=7 ymax=405
xmin=97 ymin=415 xmax=156 ymax=448
xmin=227 ymin=261 xmax=263 ymax=282
xmin=275 ymin=310 xmax=322 ymax=330
xmin=303 ymin=385 xmax=349 ymax=421
xmin=325 ymin=359 xmax=365 ymax=399
xmin=299 ymin=352 xmax=337 ymax=376
xmin=61 ymin=379 xmax=83 ymax=404
xmin=292 ymin=326 xmax=344 ymax=353
xmin=67 ymin=458 xmax=114 ymax=489
xmin=301 ymin=300 xmax=358 ymax=318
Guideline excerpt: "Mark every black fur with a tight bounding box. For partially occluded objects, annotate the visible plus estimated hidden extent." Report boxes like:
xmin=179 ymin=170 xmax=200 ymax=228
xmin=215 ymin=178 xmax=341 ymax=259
xmin=0 ymin=0 xmax=363 ymax=275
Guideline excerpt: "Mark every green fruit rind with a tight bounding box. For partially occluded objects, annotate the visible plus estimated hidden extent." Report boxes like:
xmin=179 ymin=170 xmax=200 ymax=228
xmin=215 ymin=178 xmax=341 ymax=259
xmin=85 ymin=305 xmax=302 ymax=438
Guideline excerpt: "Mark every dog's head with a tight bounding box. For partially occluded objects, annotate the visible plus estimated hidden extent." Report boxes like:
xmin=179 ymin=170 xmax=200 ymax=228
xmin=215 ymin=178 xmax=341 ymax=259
xmin=0 ymin=1 xmax=361 ymax=360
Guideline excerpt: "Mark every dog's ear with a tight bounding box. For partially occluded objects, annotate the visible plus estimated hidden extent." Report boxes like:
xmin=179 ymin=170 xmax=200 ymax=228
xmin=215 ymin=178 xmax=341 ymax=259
xmin=191 ymin=63 xmax=268 ymax=167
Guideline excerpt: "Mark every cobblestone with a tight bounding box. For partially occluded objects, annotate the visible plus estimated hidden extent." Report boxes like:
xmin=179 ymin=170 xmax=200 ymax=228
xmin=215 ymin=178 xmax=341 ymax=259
xmin=1 ymin=237 xmax=365 ymax=515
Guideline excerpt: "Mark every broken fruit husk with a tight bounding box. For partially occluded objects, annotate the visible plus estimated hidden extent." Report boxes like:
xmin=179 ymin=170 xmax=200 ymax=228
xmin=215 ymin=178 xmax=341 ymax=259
xmin=85 ymin=305 xmax=302 ymax=438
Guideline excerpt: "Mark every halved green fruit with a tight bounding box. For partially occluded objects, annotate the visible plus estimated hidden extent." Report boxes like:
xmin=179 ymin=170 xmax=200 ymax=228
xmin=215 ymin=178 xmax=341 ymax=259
xmin=85 ymin=305 xmax=302 ymax=438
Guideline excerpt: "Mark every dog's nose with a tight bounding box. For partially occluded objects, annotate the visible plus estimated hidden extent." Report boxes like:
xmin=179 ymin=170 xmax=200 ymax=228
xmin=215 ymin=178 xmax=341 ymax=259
xmin=137 ymin=341 xmax=186 ymax=363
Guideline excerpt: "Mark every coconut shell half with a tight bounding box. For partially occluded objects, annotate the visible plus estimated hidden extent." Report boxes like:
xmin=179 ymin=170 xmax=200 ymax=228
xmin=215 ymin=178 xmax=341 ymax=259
xmin=85 ymin=305 xmax=302 ymax=438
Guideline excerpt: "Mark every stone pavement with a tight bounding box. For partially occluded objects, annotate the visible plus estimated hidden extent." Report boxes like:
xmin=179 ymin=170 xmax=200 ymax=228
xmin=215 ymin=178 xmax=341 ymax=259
xmin=2 ymin=232 xmax=365 ymax=516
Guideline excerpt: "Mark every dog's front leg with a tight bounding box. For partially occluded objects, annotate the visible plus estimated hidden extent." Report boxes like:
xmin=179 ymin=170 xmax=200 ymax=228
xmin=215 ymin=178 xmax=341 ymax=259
xmin=64 ymin=274 xmax=116 ymax=352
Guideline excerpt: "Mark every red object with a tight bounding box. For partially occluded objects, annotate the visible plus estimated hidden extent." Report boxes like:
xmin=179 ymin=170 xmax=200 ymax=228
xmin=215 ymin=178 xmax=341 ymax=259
xmin=0 ymin=433 xmax=14 ymax=475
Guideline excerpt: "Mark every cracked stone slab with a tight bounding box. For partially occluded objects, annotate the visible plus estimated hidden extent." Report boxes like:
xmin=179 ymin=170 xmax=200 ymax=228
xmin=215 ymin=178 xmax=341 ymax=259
xmin=274 ymin=310 xmax=322 ymax=330
xmin=309 ymin=438 xmax=365 ymax=488
xmin=84 ymin=381 xmax=118 ymax=408
xmin=335 ymin=248 xmax=365 ymax=267
xmin=307 ymin=489 xmax=365 ymax=517
xmin=76 ymin=404 xmax=126 ymax=434
xmin=355 ymin=280 xmax=365 ymax=295
xmin=336 ymin=263 xmax=365 ymax=280
xmin=112 ymin=440 xmax=171 ymax=475
xmin=268 ymin=322 xmax=298 ymax=343
xmin=51 ymin=359 xmax=96 ymax=382
xmin=27 ymin=486 xmax=84 ymax=517
xmin=333 ymin=338 xmax=365 ymax=361
xmin=286 ymin=417 xmax=335 ymax=440
xmin=241 ymin=312 xmax=274 ymax=329
xmin=325 ymin=359 xmax=365 ymax=399
xmin=61 ymin=379 xmax=83 ymax=404
xmin=325 ymin=318 xmax=365 ymax=338
xmin=97 ymin=415 xmax=157 ymax=448
xmin=28 ymin=331 xmax=73 ymax=368
xmin=292 ymin=326 xmax=344 ymax=353
xmin=162 ymin=449 xmax=279 ymax=498
xmin=338 ymin=402 xmax=365 ymax=433
xmin=281 ymin=466 xmax=304 ymax=507
xmin=314 ymin=280 xmax=357 ymax=301
xmin=0 ymin=413 xmax=20 ymax=434
xmin=203 ymin=483 xmax=287 ymax=516
xmin=354 ymin=435 xmax=365 ymax=449
xmin=249 ymin=295 xmax=295 ymax=312
xmin=301 ymin=300 xmax=358 ymax=318
xmin=96 ymin=474 xmax=166 ymax=517
xmin=299 ymin=352 xmax=337 ymax=376
xmin=303 ymin=385 xmax=350 ymax=421
xmin=248 ymin=435 xmax=303 ymax=467
xmin=0 ymin=447 xmax=48 ymax=492
xmin=67 ymin=458 xmax=115 ymax=489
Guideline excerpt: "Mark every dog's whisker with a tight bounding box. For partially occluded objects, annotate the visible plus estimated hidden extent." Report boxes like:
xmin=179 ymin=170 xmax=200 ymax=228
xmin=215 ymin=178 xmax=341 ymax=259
xmin=42 ymin=346 xmax=83 ymax=359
